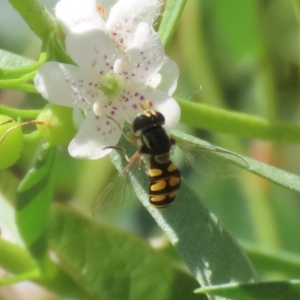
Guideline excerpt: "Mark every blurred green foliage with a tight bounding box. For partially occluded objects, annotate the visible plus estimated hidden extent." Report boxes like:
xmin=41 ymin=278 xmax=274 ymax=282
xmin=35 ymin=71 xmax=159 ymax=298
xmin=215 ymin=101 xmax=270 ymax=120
xmin=169 ymin=0 xmax=300 ymax=280
xmin=1 ymin=0 xmax=300 ymax=299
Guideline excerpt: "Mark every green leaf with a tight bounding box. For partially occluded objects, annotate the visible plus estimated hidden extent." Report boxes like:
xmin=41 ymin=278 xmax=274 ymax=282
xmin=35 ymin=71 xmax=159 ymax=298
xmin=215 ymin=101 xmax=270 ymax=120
xmin=0 ymin=49 xmax=34 ymax=72
xmin=0 ymin=237 xmax=37 ymax=275
xmin=0 ymin=187 xmax=23 ymax=245
xmin=242 ymin=240 xmax=300 ymax=278
xmin=49 ymin=204 xmax=206 ymax=300
xmin=195 ymin=280 xmax=300 ymax=300
xmin=172 ymin=130 xmax=300 ymax=194
xmin=107 ymin=127 xmax=300 ymax=294
xmin=0 ymin=237 xmax=95 ymax=300
xmin=108 ymin=136 xmax=258 ymax=293
xmin=16 ymin=146 xmax=56 ymax=262
xmin=159 ymin=0 xmax=187 ymax=48
xmin=0 ymin=50 xmax=46 ymax=79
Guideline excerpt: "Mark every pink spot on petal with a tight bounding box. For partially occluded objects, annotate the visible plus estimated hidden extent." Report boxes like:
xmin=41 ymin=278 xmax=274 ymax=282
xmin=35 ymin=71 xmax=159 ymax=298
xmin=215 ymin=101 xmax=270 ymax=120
xmin=140 ymin=96 xmax=145 ymax=101
xmin=132 ymin=104 xmax=137 ymax=109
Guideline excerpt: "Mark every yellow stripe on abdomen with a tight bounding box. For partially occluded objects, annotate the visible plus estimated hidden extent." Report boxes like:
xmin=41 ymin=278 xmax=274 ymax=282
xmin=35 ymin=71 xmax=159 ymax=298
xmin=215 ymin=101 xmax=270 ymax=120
xmin=150 ymin=180 xmax=167 ymax=192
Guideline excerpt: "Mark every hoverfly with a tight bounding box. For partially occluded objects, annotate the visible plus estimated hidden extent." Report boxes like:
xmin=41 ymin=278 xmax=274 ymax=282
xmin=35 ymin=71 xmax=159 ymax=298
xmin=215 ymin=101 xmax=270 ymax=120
xmin=131 ymin=105 xmax=181 ymax=208
xmin=93 ymin=101 xmax=247 ymax=216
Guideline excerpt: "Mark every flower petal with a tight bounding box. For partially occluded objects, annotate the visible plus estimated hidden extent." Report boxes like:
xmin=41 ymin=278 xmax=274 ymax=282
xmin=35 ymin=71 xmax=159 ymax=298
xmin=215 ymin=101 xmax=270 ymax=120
xmin=115 ymin=22 xmax=164 ymax=83
xmin=151 ymin=95 xmax=181 ymax=134
xmin=65 ymin=24 xmax=120 ymax=76
xmin=93 ymin=97 xmax=125 ymax=121
xmin=35 ymin=62 xmax=100 ymax=109
xmin=155 ymin=56 xmax=179 ymax=96
xmin=106 ymin=0 xmax=161 ymax=47
xmin=55 ymin=0 xmax=105 ymax=31
xmin=68 ymin=110 xmax=123 ymax=159
xmin=120 ymin=83 xmax=180 ymax=133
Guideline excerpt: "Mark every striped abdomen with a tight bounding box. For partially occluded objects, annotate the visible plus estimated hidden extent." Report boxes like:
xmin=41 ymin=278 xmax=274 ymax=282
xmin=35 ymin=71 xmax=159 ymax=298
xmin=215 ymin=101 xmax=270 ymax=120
xmin=147 ymin=156 xmax=181 ymax=208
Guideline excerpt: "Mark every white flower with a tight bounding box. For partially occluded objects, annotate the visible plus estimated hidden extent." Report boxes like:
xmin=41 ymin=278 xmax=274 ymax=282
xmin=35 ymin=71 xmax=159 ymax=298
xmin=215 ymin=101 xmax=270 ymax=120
xmin=55 ymin=0 xmax=162 ymax=51
xmin=35 ymin=23 xmax=180 ymax=159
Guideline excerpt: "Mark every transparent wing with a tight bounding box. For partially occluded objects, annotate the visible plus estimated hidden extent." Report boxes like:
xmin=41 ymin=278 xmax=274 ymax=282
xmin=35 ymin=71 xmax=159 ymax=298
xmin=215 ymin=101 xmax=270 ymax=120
xmin=174 ymin=138 xmax=248 ymax=176
xmin=92 ymin=151 xmax=143 ymax=220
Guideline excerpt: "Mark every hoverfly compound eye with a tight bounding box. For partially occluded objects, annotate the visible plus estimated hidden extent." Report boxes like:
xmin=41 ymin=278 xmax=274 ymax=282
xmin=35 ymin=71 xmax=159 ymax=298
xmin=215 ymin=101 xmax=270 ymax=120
xmin=133 ymin=110 xmax=165 ymax=133
xmin=133 ymin=114 xmax=148 ymax=133
xmin=154 ymin=111 xmax=165 ymax=125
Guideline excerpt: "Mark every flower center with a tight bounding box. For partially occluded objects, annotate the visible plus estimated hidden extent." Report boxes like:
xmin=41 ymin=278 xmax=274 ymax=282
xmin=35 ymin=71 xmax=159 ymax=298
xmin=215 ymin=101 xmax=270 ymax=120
xmin=98 ymin=72 xmax=125 ymax=98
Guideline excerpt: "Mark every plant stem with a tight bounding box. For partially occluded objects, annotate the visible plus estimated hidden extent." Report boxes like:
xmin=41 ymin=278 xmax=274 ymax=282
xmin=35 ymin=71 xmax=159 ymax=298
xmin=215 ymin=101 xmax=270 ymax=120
xmin=0 ymin=71 xmax=36 ymax=89
xmin=159 ymin=0 xmax=187 ymax=49
xmin=178 ymin=99 xmax=300 ymax=144
xmin=0 ymin=238 xmax=37 ymax=274
xmin=8 ymin=0 xmax=57 ymax=42
xmin=0 ymin=105 xmax=41 ymax=119
xmin=10 ymin=83 xmax=38 ymax=93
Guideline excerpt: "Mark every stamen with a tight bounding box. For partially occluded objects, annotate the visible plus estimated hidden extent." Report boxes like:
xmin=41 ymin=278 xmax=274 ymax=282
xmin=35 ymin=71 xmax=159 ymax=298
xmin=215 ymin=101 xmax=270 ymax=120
xmin=95 ymin=4 xmax=106 ymax=20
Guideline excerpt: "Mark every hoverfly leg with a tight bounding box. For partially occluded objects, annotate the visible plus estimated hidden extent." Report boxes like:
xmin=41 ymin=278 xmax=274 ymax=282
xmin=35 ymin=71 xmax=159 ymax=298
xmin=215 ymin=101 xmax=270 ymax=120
xmin=106 ymin=116 xmax=138 ymax=146
xmin=103 ymin=145 xmax=130 ymax=161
